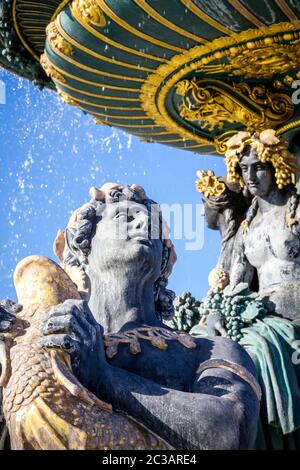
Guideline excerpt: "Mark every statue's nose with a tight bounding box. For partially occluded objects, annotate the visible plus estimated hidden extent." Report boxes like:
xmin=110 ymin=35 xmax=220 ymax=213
xmin=131 ymin=212 xmax=148 ymax=233
xmin=247 ymin=166 xmax=257 ymax=182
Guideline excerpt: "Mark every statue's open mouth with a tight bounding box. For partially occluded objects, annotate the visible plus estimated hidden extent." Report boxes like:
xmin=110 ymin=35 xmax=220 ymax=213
xmin=130 ymin=236 xmax=151 ymax=245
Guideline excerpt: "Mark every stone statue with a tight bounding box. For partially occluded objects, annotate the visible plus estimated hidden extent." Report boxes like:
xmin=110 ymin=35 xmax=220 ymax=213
xmin=0 ymin=182 xmax=260 ymax=450
xmin=196 ymin=130 xmax=300 ymax=449
xmin=196 ymin=170 xmax=250 ymax=276
xmin=1 ymin=256 xmax=173 ymax=450
xmin=225 ymin=130 xmax=300 ymax=321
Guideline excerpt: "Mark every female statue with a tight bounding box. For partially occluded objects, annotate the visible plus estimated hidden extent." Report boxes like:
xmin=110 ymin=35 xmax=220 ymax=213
xmin=226 ymin=129 xmax=300 ymax=322
xmin=194 ymin=170 xmax=252 ymax=337
xmin=197 ymin=170 xmax=250 ymax=275
xmin=197 ymin=130 xmax=300 ymax=449
xmin=0 ymin=182 xmax=260 ymax=450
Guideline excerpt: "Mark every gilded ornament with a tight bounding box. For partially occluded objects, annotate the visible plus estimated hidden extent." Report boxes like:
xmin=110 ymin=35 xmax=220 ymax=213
xmin=12 ymin=0 xmax=57 ymax=61
xmin=71 ymin=0 xmax=106 ymax=27
xmin=104 ymin=327 xmax=197 ymax=359
xmin=274 ymin=80 xmax=283 ymax=89
xmin=140 ymin=22 xmax=300 ymax=152
xmin=57 ymin=89 xmax=77 ymax=106
xmin=175 ymin=80 xmax=193 ymax=97
xmin=223 ymin=41 xmax=300 ymax=79
xmin=177 ymin=81 xmax=262 ymax=132
xmin=0 ymin=256 xmax=171 ymax=450
xmin=175 ymin=80 xmax=294 ymax=133
xmin=196 ymin=170 xmax=226 ymax=198
xmin=283 ymin=75 xmax=294 ymax=86
xmin=94 ymin=117 xmax=108 ymax=125
xmin=46 ymin=21 xmax=74 ymax=57
xmin=234 ymin=82 xmax=294 ymax=124
xmin=40 ymin=54 xmax=66 ymax=83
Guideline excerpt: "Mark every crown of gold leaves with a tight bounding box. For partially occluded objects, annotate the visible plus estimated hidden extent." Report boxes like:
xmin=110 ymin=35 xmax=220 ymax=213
xmin=224 ymin=129 xmax=298 ymax=190
xmin=196 ymin=170 xmax=226 ymax=198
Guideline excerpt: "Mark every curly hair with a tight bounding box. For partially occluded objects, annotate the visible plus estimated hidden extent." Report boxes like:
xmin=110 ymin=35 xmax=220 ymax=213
xmin=54 ymin=184 xmax=176 ymax=321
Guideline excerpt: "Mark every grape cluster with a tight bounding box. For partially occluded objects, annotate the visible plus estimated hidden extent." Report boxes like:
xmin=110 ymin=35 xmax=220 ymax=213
xmin=199 ymin=283 xmax=266 ymax=342
xmin=165 ymin=292 xmax=202 ymax=331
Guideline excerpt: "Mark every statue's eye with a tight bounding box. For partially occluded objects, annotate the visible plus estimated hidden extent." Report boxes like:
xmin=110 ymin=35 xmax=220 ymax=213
xmin=255 ymin=165 xmax=265 ymax=171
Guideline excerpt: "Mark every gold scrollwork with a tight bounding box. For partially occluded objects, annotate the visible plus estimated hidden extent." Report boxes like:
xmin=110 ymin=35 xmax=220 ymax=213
xmin=176 ymin=80 xmax=262 ymax=132
xmin=140 ymin=22 xmax=300 ymax=152
xmin=233 ymin=82 xmax=294 ymax=124
xmin=175 ymin=79 xmax=294 ymax=133
xmin=46 ymin=21 xmax=73 ymax=56
xmin=71 ymin=0 xmax=106 ymax=27
xmin=51 ymin=0 xmax=72 ymax=21
xmin=224 ymin=40 xmax=300 ymax=79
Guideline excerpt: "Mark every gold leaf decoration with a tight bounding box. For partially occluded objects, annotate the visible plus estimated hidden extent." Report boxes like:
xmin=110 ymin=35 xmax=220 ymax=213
xmin=176 ymin=80 xmax=294 ymax=133
xmin=140 ymin=22 xmax=300 ymax=152
xmin=129 ymin=341 xmax=141 ymax=355
xmin=71 ymin=0 xmax=106 ymax=27
xmin=196 ymin=170 xmax=226 ymax=198
xmin=45 ymin=21 xmax=73 ymax=56
xmin=40 ymin=54 xmax=66 ymax=83
xmin=104 ymin=327 xmax=197 ymax=358
xmin=57 ymin=90 xmax=77 ymax=106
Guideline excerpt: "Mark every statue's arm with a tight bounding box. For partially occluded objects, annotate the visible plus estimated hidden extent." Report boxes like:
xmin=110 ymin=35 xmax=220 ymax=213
xmin=229 ymin=228 xmax=254 ymax=287
xmin=40 ymin=302 xmax=259 ymax=450
xmin=100 ymin=338 xmax=259 ymax=450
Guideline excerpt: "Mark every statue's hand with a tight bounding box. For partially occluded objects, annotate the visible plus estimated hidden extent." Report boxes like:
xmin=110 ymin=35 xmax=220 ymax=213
xmin=0 ymin=299 xmax=21 ymax=332
xmin=206 ymin=312 xmax=227 ymax=337
xmin=39 ymin=299 xmax=107 ymax=394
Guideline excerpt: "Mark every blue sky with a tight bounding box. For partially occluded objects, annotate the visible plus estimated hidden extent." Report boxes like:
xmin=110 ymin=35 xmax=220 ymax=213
xmin=0 ymin=69 xmax=226 ymax=302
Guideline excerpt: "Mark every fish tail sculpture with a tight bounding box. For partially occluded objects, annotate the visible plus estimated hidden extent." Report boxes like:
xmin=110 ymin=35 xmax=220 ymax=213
xmin=0 ymin=256 xmax=171 ymax=450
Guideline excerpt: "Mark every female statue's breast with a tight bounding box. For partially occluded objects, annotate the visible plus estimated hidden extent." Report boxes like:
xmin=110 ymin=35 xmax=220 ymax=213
xmin=243 ymin=208 xmax=300 ymax=318
xmin=245 ymin=208 xmax=300 ymax=267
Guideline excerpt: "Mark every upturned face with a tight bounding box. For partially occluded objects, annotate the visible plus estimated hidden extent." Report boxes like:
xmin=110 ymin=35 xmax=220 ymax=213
xmin=239 ymin=147 xmax=274 ymax=198
xmin=88 ymin=199 xmax=163 ymax=282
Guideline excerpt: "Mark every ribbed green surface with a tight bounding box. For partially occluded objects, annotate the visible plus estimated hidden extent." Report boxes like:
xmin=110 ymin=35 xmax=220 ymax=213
xmin=2 ymin=1 xmax=300 ymax=152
